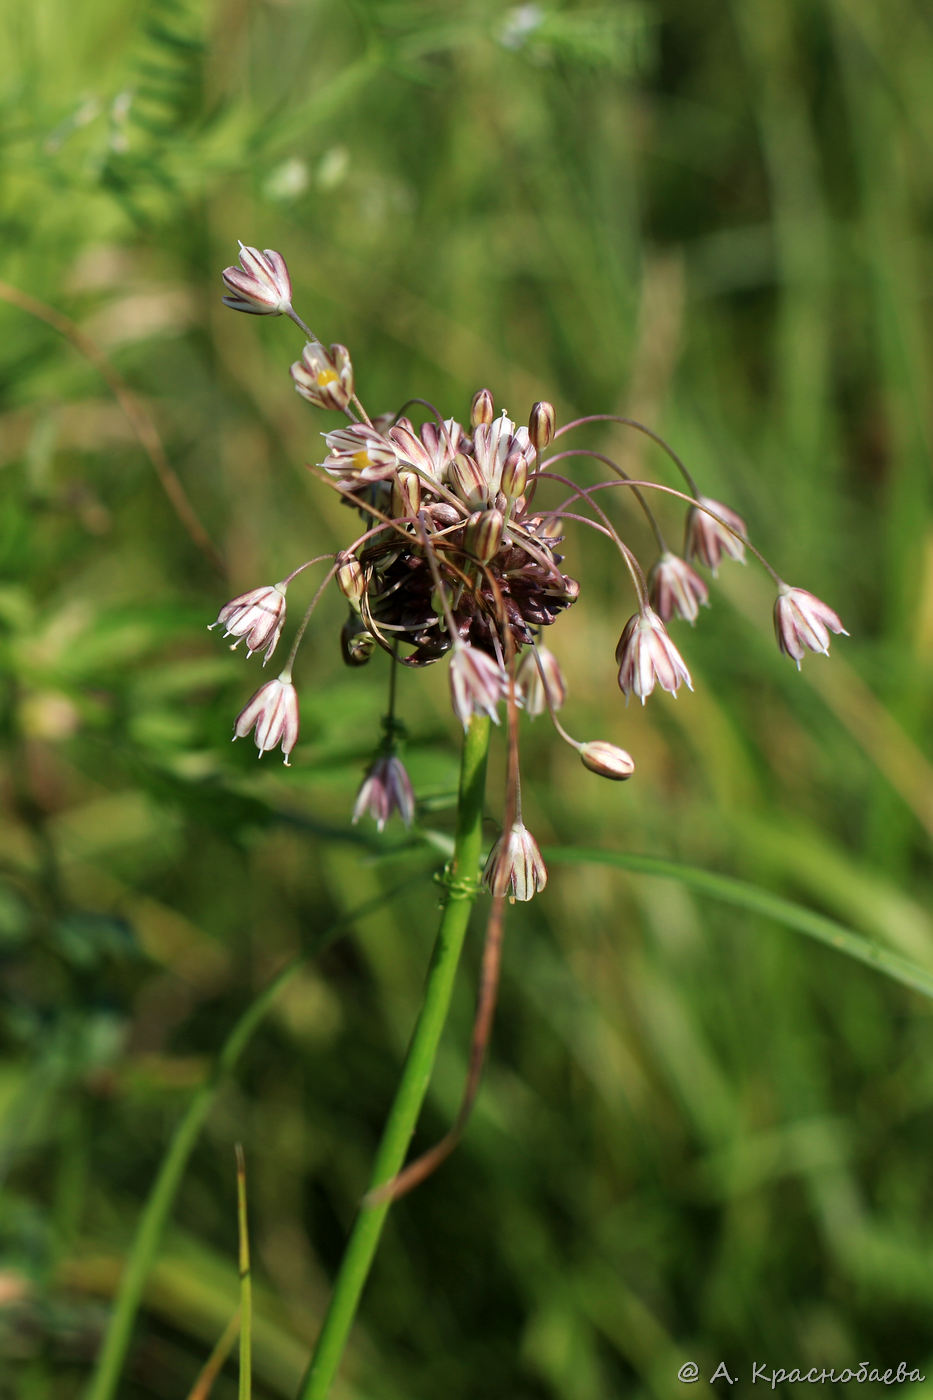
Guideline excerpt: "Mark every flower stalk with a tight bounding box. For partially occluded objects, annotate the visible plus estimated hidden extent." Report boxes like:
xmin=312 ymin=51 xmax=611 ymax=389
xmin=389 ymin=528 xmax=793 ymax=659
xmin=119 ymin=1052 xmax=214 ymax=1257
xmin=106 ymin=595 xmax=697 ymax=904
xmin=296 ymin=714 xmax=492 ymax=1400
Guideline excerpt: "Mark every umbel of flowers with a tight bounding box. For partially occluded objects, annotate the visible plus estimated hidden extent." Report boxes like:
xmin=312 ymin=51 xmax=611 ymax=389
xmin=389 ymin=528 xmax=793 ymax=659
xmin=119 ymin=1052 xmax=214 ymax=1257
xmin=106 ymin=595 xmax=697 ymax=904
xmin=212 ymin=244 xmax=847 ymax=899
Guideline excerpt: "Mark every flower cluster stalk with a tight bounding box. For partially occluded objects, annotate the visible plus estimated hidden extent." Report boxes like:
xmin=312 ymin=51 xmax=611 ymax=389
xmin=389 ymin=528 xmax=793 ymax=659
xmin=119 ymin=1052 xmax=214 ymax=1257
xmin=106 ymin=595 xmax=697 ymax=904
xmin=297 ymin=714 xmax=492 ymax=1400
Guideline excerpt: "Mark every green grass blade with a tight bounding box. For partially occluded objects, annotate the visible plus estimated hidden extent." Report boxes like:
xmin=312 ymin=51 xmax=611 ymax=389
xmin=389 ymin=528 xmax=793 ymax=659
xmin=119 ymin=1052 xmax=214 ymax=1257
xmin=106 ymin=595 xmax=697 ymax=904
xmin=235 ymin=1146 xmax=252 ymax=1400
xmin=81 ymin=880 xmax=422 ymax=1400
xmin=546 ymin=847 xmax=933 ymax=1000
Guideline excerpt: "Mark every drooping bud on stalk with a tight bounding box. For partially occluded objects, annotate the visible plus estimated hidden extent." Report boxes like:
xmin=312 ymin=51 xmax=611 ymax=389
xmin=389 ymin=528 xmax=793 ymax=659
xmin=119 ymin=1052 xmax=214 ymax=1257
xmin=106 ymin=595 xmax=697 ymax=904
xmin=515 ymin=645 xmax=566 ymax=717
xmin=335 ymin=550 xmax=365 ymax=606
xmin=579 ymin=740 xmax=635 ymax=780
xmin=221 ymin=244 xmax=292 ymax=315
xmin=448 ymin=451 xmax=489 ymax=509
xmin=465 ymin=508 xmax=505 ymax=564
xmin=341 ymin=612 xmax=375 ymax=666
xmin=470 ymin=387 xmax=495 ymax=429
xmin=448 ymin=643 xmax=508 ymax=728
xmin=483 ymin=822 xmax=548 ymax=903
xmin=528 ymin=400 xmax=556 ymax=454
xmin=500 ymin=448 xmax=528 ymax=503
xmin=773 ymin=585 xmax=848 ymax=668
xmin=291 ymin=342 xmax=354 ymax=412
xmin=685 ymin=496 xmax=747 ymax=574
xmin=648 ymin=552 xmax=709 ymax=625
xmin=392 ymin=468 xmax=422 ymax=521
xmin=353 ymin=754 xmax=416 ymax=831
xmin=616 ymin=607 xmax=693 ymax=703
xmin=209 ymin=583 xmax=287 ymax=663
xmin=233 ymin=672 xmax=300 ymax=764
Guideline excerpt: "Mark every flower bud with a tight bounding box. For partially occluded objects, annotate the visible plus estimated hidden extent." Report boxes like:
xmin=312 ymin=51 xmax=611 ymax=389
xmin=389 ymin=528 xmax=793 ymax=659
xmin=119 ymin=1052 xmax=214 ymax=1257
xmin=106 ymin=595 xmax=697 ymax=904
xmin=500 ymin=448 xmax=528 ymax=503
xmin=528 ymin=400 xmax=556 ymax=454
xmin=221 ymin=244 xmax=292 ymax=315
xmin=483 ymin=822 xmax=547 ymax=903
xmin=210 ymin=583 xmax=287 ymax=663
xmin=579 ymin=740 xmax=635 ymax=781
xmin=464 ymin=508 xmax=505 ymax=564
xmin=648 ymin=552 xmax=709 ymax=625
xmin=515 ymin=645 xmax=566 ymax=717
xmin=470 ymin=388 xmax=495 ymax=429
xmin=341 ymin=612 xmax=375 ymax=666
xmin=392 ymin=468 xmax=422 ymax=521
xmin=616 ymin=607 xmax=693 ymax=703
xmin=233 ymin=672 xmax=299 ymax=764
xmin=448 ymin=451 xmax=488 ymax=509
xmin=335 ymin=550 xmax=365 ymax=606
xmin=291 ymin=342 xmax=354 ymax=412
xmin=773 ymin=585 xmax=848 ymax=668
xmin=684 ymin=496 xmax=747 ymax=574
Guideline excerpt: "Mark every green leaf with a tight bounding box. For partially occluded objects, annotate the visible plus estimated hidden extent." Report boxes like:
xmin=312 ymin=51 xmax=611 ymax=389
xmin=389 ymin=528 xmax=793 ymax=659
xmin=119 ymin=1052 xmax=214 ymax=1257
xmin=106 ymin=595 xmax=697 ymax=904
xmin=546 ymin=847 xmax=933 ymax=1000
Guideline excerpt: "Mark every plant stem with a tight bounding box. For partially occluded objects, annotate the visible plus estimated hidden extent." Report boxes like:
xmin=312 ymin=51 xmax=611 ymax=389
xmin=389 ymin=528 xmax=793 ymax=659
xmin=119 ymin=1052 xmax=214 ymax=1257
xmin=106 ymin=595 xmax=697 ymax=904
xmin=297 ymin=713 xmax=492 ymax=1400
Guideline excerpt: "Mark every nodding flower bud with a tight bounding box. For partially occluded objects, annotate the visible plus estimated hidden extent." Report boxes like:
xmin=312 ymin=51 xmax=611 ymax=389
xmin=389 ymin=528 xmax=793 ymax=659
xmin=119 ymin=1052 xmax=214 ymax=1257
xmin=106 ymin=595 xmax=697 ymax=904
xmin=483 ymin=821 xmax=548 ymax=903
xmin=448 ymin=451 xmax=489 ymax=509
xmin=616 ymin=607 xmax=693 ymax=703
xmin=221 ymin=243 xmax=292 ymax=315
xmin=233 ymin=672 xmax=299 ymax=764
xmin=353 ymin=754 xmax=416 ymax=832
xmin=464 ymin=508 xmax=505 ymax=564
xmin=335 ymin=550 xmax=365 ymax=606
xmin=341 ymin=612 xmax=375 ymax=666
xmin=579 ymin=740 xmax=635 ymax=781
xmin=773 ymin=585 xmax=848 ymax=668
xmin=528 ymin=400 xmax=556 ymax=454
xmin=448 ymin=643 xmax=508 ymax=729
xmin=685 ymin=496 xmax=747 ymax=574
xmin=392 ymin=468 xmax=422 ymax=521
xmin=515 ymin=645 xmax=566 ymax=717
xmin=291 ymin=342 xmax=354 ymax=412
xmin=500 ymin=448 xmax=528 ymax=503
xmin=648 ymin=552 xmax=709 ymax=626
xmin=470 ymin=387 xmax=495 ymax=429
xmin=210 ymin=583 xmax=287 ymax=664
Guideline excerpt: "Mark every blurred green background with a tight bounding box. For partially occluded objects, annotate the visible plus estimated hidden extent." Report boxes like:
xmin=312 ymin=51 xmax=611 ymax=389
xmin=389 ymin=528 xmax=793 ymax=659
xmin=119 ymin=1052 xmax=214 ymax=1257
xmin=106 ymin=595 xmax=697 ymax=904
xmin=2 ymin=0 xmax=932 ymax=1396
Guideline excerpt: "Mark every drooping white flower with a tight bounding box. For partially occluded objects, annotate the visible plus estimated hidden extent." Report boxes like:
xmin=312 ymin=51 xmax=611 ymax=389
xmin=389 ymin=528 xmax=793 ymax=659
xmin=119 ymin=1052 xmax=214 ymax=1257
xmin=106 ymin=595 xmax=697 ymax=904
xmin=773 ymin=585 xmax=848 ymax=668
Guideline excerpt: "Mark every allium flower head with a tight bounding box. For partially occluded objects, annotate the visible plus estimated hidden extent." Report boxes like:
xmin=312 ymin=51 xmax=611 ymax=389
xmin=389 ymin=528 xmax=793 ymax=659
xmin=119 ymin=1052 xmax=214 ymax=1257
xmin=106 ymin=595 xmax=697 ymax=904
xmin=483 ymin=821 xmax=548 ymax=903
xmin=221 ymin=244 xmax=292 ymax=315
xmin=210 ymin=584 xmax=287 ymax=663
xmin=685 ymin=496 xmax=747 ymax=574
xmin=773 ymin=585 xmax=848 ymax=668
xmin=648 ymin=552 xmax=709 ymax=625
xmin=616 ymin=607 xmax=693 ymax=704
xmin=234 ymin=672 xmax=299 ymax=765
xmin=352 ymin=754 xmax=416 ymax=832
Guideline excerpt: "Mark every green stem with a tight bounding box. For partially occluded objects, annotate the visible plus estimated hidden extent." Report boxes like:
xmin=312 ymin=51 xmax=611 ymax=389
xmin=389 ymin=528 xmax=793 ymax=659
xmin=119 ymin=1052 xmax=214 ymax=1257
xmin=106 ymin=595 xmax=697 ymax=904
xmin=297 ymin=713 xmax=492 ymax=1400
xmin=82 ymin=884 xmax=420 ymax=1400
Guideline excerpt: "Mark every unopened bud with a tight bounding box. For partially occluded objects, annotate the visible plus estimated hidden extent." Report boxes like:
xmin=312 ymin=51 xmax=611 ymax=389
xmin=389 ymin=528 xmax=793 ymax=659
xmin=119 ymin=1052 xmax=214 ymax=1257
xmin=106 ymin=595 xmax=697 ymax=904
xmin=500 ymin=448 xmax=528 ymax=503
xmin=392 ymin=468 xmax=422 ymax=521
xmin=340 ymin=612 xmax=375 ymax=666
xmin=335 ymin=550 xmax=365 ymax=605
xmin=448 ymin=451 xmax=488 ymax=509
xmin=470 ymin=388 xmax=495 ymax=429
xmin=579 ymin=740 xmax=635 ymax=781
xmin=528 ymin=400 xmax=556 ymax=454
xmin=464 ymin=508 xmax=505 ymax=564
